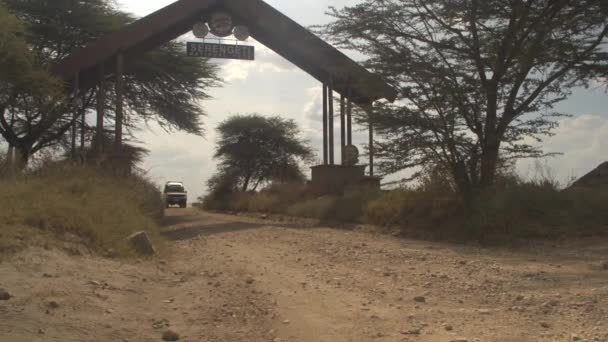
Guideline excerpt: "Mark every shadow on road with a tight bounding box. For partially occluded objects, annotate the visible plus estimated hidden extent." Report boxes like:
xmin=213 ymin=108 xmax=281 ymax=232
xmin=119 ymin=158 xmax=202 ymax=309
xmin=160 ymin=209 xmax=319 ymax=241
xmin=162 ymin=221 xmax=266 ymax=241
xmin=161 ymin=214 xmax=206 ymax=226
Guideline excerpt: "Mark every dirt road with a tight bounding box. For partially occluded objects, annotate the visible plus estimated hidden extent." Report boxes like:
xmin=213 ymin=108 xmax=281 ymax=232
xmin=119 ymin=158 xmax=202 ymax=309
xmin=1 ymin=209 xmax=607 ymax=341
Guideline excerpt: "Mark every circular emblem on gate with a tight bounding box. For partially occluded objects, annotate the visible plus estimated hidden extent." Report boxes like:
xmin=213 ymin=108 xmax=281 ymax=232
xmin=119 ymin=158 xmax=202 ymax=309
xmin=192 ymin=22 xmax=209 ymax=38
xmin=343 ymin=145 xmax=360 ymax=166
xmin=233 ymin=25 xmax=250 ymax=41
xmin=209 ymin=11 xmax=234 ymax=37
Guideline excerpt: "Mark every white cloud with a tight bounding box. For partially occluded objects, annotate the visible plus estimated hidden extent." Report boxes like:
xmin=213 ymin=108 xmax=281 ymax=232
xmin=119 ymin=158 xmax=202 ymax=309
xmin=219 ymin=41 xmax=298 ymax=82
xmin=517 ymin=114 xmax=608 ymax=184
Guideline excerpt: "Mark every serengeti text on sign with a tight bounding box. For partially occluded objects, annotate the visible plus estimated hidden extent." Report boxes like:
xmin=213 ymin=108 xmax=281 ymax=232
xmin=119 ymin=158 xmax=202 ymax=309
xmin=186 ymin=42 xmax=255 ymax=60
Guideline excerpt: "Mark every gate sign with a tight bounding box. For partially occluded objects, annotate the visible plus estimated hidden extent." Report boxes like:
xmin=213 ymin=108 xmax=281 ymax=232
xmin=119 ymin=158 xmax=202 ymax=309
xmin=187 ymin=42 xmax=255 ymax=60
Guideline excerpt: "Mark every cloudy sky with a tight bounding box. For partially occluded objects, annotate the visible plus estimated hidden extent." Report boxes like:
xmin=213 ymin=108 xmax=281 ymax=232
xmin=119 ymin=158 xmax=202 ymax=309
xmin=120 ymin=0 xmax=608 ymax=200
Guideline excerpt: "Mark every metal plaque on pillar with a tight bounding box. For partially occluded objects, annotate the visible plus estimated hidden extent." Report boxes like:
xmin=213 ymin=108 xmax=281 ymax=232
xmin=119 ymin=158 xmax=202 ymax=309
xmin=343 ymin=145 xmax=359 ymax=166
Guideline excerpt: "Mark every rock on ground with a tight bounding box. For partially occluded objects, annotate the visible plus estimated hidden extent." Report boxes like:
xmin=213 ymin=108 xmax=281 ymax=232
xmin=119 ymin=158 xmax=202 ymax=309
xmin=126 ymin=231 xmax=156 ymax=256
xmin=162 ymin=329 xmax=180 ymax=341
xmin=0 ymin=288 xmax=11 ymax=300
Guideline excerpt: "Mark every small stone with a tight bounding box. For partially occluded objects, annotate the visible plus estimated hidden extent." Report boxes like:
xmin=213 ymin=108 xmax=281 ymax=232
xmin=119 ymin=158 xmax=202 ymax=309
xmin=477 ymin=309 xmax=491 ymax=315
xmin=571 ymin=334 xmax=581 ymax=341
xmin=282 ymin=320 xmax=290 ymax=324
xmin=542 ymin=300 xmax=560 ymax=307
xmin=413 ymin=296 xmax=426 ymax=303
xmin=246 ymin=276 xmax=255 ymax=285
xmin=0 ymin=288 xmax=11 ymax=301
xmin=401 ymin=328 xmax=421 ymax=335
xmin=153 ymin=320 xmax=168 ymax=329
xmin=38 ymin=328 xmax=45 ymax=334
xmin=540 ymin=322 xmax=550 ymax=328
xmin=600 ymin=261 xmax=608 ymax=270
xmin=444 ymin=324 xmax=454 ymax=331
xmin=162 ymin=330 xmax=180 ymax=341
xmin=47 ymin=300 xmax=60 ymax=309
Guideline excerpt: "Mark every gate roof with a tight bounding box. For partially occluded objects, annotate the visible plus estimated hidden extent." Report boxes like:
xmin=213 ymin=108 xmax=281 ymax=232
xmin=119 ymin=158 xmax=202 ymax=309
xmin=52 ymin=0 xmax=397 ymax=105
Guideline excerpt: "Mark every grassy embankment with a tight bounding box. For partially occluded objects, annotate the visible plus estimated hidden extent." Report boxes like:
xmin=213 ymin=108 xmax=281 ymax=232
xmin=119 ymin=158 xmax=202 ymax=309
xmin=200 ymin=173 xmax=608 ymax=244
xmin=0 ymin=163 xmax=164 ymax=258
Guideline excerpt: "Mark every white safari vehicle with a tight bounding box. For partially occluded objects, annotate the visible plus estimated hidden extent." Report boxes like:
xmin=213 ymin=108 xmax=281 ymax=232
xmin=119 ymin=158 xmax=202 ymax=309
xmin=163 ymin=181 xmax=188 ymax=208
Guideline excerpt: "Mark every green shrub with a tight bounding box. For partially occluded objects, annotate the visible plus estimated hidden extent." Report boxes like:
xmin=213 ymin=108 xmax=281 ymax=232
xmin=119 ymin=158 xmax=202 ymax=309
xmin=332 ymin=189 xmax=379 ymax=222
xmin=467 ymin=180 xmax=608 ymax=239
xmin=229 ymin=192 xmax=253 ymax=212
xmin=286 ymin=196 xmax=337 ymax=219
xmin=200 ymin=181 xmax=309 ymax=214
xmin=364 ymin=190 xmax=411 ymax=226
xmin=246 ymin=192 xmax=281 ymax=213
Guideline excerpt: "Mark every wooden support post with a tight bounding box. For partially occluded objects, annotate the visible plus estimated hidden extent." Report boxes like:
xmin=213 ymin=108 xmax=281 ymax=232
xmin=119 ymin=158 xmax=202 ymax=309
xmin=96 ymin=63 xmax=105 ymax=156
xmin=115 ymin=53 xmax=124 ymax=152
xmin=346 ymin=88 xmax=353 ymax=146
xmin=322 ymin=83 xmax=328 ymax=165
xmin=80 ymin=91 xmax=86 ymax=163
xmin=328 ymin=79 xmax=335 ymax=165
xmin=340 ymin=94 xmax=346 ymax=164
xmin=369 ymin=119 xmax=374 ymax=177
xmin=71 ymin=73 xmax=79 ymax=161
xmin=363 ymin=103 xmax=375 ymax=177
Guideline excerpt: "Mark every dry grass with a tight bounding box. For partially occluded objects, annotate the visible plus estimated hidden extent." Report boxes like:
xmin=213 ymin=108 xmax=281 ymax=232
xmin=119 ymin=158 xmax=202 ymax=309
xmin=0 ymin=163 xmax=165 ymax=257
xmin=199 ymin=169 xmax=607 ymax=244
xmin=366 ymin=178 xmax=608 ymax=243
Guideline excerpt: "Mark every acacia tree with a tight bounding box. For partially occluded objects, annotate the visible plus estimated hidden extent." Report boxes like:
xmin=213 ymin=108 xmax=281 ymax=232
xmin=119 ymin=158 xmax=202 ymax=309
xmin=0 ymin=0 xmax=219 ymax=165
xmin=320 ymin=0 xmax=608 ymax=198
xmin=211 ymin=114 xmax=314 ymax=192
xmin=0 ymin=3 xmax=64 ymax=167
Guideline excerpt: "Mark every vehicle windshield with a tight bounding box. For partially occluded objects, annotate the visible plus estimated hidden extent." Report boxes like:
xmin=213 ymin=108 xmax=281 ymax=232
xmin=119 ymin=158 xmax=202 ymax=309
xmin=165 ymin=184 xmax=184 ymax=193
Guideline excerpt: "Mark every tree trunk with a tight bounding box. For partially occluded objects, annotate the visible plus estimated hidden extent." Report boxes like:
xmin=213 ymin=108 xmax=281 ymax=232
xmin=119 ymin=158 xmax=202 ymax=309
xmin=7 ymin=145 xmax=15 ymax=166
xmin=15 ymin=146 xmax=31 ymax=169
xmin=451 ymin=160 xmax=474 ymax=204
xmin=242 ymin=174 xmax=251 ymax=192
xmin=479 ymin=133 xmax=500 ymax=190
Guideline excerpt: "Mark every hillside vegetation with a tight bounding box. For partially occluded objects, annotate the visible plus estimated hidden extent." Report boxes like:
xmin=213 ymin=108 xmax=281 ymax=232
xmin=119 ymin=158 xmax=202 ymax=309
xmin=201 ymin=171 xmax=608 ymax=245
xmin=0 ymin=163 xmax=164 ymax=258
